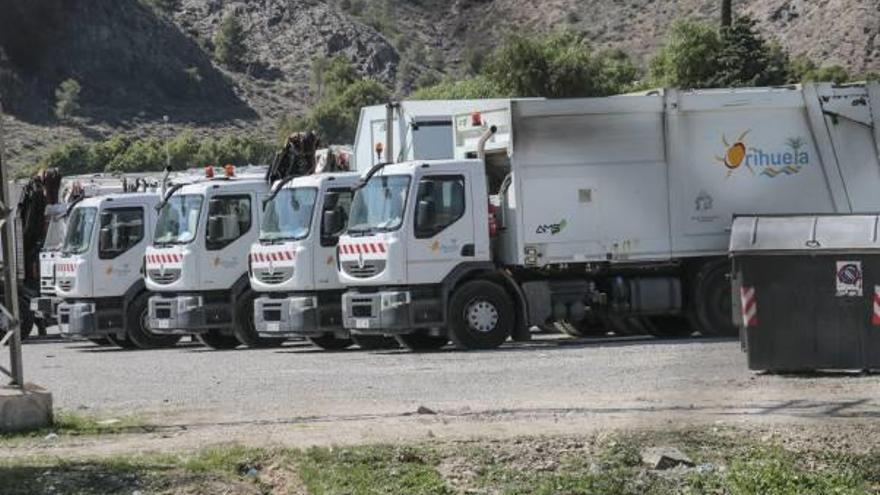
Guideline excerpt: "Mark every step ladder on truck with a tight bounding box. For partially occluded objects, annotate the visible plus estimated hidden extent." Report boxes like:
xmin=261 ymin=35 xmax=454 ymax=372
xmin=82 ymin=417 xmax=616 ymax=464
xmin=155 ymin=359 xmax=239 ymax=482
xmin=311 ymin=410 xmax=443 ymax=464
xmin=338 ymin=82 xmax=880 ymax=350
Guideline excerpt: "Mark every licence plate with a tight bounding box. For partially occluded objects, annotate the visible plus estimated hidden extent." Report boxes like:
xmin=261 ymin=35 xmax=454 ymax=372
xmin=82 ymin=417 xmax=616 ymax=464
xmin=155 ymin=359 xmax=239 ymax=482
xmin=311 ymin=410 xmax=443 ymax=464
xmin=355 ymin=319 xmax=370 ymax=329
xmin=155 ymin=319 xmax=170 ymax=329
xmin=267 ymin=322 xmax=280 ymax=332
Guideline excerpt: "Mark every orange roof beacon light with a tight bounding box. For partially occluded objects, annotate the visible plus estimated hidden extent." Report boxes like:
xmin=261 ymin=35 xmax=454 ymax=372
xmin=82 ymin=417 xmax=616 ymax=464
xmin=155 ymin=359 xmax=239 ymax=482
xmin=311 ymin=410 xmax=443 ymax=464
xmin=471 ymin=111 xmax=483 ymax=127
xmin=224 ymin=164 xmax=235 ymax=177
xmin=375 ymin=142 xmax=384 ymax=161
xmin=204 ymin=165 xmax=215 ymax=178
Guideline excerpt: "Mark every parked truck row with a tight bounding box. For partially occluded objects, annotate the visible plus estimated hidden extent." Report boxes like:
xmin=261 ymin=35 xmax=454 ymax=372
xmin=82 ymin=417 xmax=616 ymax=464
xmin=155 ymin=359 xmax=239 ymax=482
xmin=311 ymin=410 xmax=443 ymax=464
xmin=49 ymin=82 xmax=880 ymax=351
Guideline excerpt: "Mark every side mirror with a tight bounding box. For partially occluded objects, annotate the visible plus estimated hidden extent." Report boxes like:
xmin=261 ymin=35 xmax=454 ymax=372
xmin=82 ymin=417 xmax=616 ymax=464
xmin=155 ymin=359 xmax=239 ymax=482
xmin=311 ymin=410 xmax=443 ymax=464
xmin=323 ymin=209 xmax=343 ymax=237
xmin=324 ymin=191 xmax=340 ymax=210
xmin=208 ymin=216 xmax=225 ymax=240
xmin=208 ymin=198 xmax=223 ymax=214
xmin=416 ymin=199 xmax=436 ymax=232
xmin=99 ymin=211 xmax=113 ymax=227
xmin=99 ymin=227 xmax=112 ymax=250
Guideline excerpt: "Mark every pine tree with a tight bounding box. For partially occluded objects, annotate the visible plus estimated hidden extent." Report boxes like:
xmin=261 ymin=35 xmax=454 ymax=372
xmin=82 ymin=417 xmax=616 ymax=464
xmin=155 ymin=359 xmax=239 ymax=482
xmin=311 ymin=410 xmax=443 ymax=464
xmin=214 ymin=11 xmax=246 ymax=69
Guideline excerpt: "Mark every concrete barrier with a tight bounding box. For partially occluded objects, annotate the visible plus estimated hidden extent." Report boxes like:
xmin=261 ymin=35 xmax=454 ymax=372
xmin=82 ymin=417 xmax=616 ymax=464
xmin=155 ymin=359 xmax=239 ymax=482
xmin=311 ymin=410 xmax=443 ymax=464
xmin=0 ymin=384 xmax=53 ymax=433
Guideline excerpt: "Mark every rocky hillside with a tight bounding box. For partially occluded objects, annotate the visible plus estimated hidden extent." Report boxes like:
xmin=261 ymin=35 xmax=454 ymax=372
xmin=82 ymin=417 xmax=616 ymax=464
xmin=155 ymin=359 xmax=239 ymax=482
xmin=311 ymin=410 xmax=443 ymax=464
xmin=2 ymin=0 xmax=879 ymax=171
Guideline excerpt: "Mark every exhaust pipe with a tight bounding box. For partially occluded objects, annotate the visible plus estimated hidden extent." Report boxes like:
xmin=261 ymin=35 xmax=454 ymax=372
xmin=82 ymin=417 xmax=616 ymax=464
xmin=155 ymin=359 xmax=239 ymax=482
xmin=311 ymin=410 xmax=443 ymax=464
xmin=160 ymin=166 xmax=171 ymax=197
xmin=477 ymin=125 xmax=498 ymax=160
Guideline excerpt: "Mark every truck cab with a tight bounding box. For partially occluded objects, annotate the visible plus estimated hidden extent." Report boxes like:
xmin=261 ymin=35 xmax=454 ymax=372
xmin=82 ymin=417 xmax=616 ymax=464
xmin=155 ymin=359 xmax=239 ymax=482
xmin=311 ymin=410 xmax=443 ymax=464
xmin=339 ymin=159 xmax=512 ymax=350
xmin=55 ymin=193 xmax=180 ymax=349
xmin=250 ymin=172 xmax=397 ymax=350
xmin=145 ymin=169 xmax=283 ymax=349
xmin=30 ymin=204 xmax=68 ymax=332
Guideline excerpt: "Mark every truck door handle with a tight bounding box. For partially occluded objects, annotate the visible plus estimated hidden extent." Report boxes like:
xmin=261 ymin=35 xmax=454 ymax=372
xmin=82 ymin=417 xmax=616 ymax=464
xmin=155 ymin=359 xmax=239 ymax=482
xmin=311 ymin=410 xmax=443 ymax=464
xmin=461 ymin=244 xmax=475 ymax=257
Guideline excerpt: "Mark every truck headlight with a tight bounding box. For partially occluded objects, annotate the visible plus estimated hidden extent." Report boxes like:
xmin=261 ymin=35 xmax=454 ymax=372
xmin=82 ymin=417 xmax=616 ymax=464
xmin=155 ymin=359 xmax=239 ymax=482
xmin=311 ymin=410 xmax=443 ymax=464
xmin=381 ymin=291 xmax=410 ymax=310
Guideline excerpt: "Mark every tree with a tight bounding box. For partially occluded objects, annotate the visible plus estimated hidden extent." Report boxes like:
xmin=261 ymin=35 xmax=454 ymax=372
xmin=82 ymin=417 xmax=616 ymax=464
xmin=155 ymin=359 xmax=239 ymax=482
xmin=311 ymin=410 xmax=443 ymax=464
xmin=721 ymin=0 xmax=733 ymax=27
xmin=411 ymin=76 xmax=508 ymax=100
xmin=788 ymin=56 xmax=851 ymax=84
xmin=710 ymin=16 xmax=788 ymax=87
xmin=323 ymin=56 xmax=359 ymax=98
xmin=214 ymin=11 xmax=246 ymax=68
xmin=54 ymin=79 xmax=81 ymax=120
xmin=649 ymin=20 xmax=722 ymax=88
xmin=483 ymin=31 xmax=635 ymax=98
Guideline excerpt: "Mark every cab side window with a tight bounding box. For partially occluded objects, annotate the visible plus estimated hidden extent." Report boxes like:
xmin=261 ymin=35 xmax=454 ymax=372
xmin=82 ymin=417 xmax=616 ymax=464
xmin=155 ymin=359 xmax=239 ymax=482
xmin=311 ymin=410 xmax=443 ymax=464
xmin=414 ymin=175 xmax=466 ymax=239
xmin=320 ymin=189 xmax=353 ymax=247
xmin=98 ymin=207 xmax=144 ymax=259
xmin=206 ymin=195 xmax=252 ymax=250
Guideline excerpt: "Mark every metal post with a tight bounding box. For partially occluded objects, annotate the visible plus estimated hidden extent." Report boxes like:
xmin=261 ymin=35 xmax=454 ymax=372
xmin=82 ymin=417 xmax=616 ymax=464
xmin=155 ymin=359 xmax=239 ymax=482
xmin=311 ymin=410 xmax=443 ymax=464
xmin=163 ymin=115 xmax=171 ymax=170
xmin=0 ymin=99 xmax=23 ymax=387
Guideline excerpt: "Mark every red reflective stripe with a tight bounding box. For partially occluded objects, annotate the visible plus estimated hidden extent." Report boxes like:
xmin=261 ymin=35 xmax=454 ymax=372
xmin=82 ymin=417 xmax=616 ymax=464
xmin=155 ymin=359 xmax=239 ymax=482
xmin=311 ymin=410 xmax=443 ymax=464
xmin=873 ymin=287 xmax=880 ymax=326
xmin=258 ymin=253 xmax=264 ymax=262
xmin=272 ymin=252 xmax=280 ymax=261
xmin=378 ymin=243 xmax=386 ymax=253
xmin=285 ymin=251 xmax=293 ymax=260
xmin=353 ymin=244 xmax=360 ymax=254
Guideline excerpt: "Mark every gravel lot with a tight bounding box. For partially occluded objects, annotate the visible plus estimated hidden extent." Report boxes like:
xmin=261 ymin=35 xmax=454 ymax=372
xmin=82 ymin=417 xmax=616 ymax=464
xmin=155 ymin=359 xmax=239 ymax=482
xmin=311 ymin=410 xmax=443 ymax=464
xmin=12 ymin=334 xmax=880 ymax=454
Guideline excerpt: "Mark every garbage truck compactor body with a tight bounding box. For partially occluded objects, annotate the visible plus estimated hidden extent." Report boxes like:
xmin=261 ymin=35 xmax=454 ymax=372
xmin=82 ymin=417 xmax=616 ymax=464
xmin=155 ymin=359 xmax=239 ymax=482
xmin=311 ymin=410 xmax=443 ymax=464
xmin=339 ymin=82 xmax=880 ymax=349
xmin=145 ymin=171 xmax=285 ymax=349
xmin=249 ymin=172 xmax=394 ymax=350
xmin=55 ymin=192 xmax=182 ymax=349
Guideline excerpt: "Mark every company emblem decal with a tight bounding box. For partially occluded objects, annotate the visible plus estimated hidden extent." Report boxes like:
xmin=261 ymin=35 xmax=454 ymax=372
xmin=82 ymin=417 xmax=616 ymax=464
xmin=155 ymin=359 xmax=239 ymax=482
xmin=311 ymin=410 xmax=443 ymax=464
xmin=536 ymin=219 xmax=568 ymax=236
xmin=716 ymin=131 xmax=809 ymax=178
xmin=836 ymin=261 xmax=863 ymax=297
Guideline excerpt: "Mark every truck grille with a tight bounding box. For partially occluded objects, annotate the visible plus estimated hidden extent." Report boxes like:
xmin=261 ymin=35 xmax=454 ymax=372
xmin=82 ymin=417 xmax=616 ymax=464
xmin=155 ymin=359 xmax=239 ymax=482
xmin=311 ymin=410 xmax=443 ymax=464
xmin=254 ymin=267 xmax=294 ymax=285
xmin=148 ymin=268 xmax=181 ymax=285
xmin=57 ymin=279 xmax=74 ymax=292
xmin=341 ymin=260 xmax=386 ymax=279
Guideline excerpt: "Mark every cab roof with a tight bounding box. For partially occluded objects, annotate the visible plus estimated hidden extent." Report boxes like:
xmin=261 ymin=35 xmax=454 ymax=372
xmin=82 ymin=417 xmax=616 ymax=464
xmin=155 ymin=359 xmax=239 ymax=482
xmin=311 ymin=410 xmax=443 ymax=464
xmin=282 ymin=172 xmax=361 ymax=189
xmin=76 ymin=192 xmax=161 ymax=209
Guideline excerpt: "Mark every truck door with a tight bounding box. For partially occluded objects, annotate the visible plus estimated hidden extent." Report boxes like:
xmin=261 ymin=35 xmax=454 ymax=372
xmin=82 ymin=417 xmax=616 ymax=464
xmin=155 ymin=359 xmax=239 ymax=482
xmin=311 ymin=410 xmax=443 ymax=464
xmin=93 ymin=206 xmax=146 ymax=298
xmin=406 ymin=172 xmax=475 ymax=284
xmin=315 ymin=187 xmax=353 ymax=289
xmin=200 ymin=193 xmax=255 ymax=289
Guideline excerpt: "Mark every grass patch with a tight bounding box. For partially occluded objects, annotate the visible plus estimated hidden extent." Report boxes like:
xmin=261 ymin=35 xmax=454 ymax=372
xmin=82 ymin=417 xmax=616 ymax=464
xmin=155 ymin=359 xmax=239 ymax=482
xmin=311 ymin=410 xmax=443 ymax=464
xmin=0 ymin=428 xmax=878 ymax=494
xmin=0 ymin=410 xmax=148 ymax=442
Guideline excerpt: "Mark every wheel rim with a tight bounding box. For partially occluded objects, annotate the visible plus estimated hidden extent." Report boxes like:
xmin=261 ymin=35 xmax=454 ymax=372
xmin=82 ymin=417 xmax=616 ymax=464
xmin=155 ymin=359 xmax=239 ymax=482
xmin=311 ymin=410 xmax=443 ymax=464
xmin=140 ymin=309 xmax=151 ymax=332
xmin=465 ymin=299 xmax=499 ymax=333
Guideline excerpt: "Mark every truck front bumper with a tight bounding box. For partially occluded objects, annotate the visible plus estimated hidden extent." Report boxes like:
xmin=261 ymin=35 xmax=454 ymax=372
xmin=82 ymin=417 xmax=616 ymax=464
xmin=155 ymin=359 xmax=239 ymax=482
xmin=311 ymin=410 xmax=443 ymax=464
xmin=57 ymin=302 xmax=100 ymax=338
xmin=342 ymin=290 xmax=413 ymax=334
xmin=254 ymin=295 xmax=318 ymax=338
xmin=30 ymin=296 xmax=60 ymax=321
xmin=148 ymin=295 xmax=211 ymax=334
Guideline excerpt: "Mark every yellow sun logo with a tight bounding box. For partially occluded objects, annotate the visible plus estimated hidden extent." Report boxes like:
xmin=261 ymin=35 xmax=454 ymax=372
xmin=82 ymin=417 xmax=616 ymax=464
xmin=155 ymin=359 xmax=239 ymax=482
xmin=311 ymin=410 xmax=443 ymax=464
xmin=716 ymin=130 xmax=751 ymax=176
xmin=430 ymin=240 xmax=440 ymax=253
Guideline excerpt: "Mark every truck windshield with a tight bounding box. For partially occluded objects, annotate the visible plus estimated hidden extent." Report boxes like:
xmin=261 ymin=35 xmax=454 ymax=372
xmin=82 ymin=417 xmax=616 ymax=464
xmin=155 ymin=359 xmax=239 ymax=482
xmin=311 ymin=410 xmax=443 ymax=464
xmin=154 ymin=194 xmax=203 ymax=245
xmin=61 ymin=207 xmax=97 ymax=255
xmin=347 ymin=175 xmax=410 ymax=234
xmin=43 ymin=216 xmax=68 ymax=251
xmin=261 ymin=187 xmax=317 ymax=242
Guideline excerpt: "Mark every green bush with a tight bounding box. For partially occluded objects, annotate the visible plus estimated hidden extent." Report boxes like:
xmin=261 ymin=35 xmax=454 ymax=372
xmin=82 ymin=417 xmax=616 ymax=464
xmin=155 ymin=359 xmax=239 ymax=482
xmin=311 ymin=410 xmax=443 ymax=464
xmin=54 ymin=79 xmax=82 ymax=120
xmin=213 ymin=10 xmax=246 ymax=68
xmin=649 ymin=19 xmax=723 ymax=89
xmin=410 ymin=76 xmax=507 ymax=100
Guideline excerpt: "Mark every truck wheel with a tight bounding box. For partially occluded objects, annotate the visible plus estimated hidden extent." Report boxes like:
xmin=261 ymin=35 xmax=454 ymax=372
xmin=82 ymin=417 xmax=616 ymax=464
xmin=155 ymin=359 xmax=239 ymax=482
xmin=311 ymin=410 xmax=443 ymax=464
xmin=308 ymin=334 xmax=354 ymax=350
xmin=106 ymin=334 xmax=138 ymax=349
xmin=395 ymin=331 xmax=448 ymax=352
xmin=693 ymin=259 xmax=737 ymax=337
xmin=18 ymin=296 xmax=34 ymax=339
xmin=352 ymin=334 xmax=399 ymax=350
xmin=448 ymin=280 xmax=513 ymax=350
xmin=233 ymin=292 xmax=285 ymax=348
xmin=197 ymin=330 xmax=240 ymax=350
xmin=126 ymin=295 xmax=182 ymax=349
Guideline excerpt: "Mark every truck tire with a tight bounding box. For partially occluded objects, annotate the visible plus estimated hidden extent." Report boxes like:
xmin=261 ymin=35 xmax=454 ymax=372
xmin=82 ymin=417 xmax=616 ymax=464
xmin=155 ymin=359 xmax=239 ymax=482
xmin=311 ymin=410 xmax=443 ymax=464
xmin=692 ymin=259 xmax=737 ymax=337
xmin=232 ymin=292 xmax=285 ymax=348
xmin=106 ymin=334 xmax=138 ymax=349
xmin=125 ymin=294 xmax=181 ymax=349
xmin=352 ymin=334 xmax=399 ymax=350
xmin=448 ymin=280 xmax=513 ymax=350
xmin=308 ymin=334 xmax=353 ymax=350
xmin=395 ymin=331 xmax=448 ymax=352
xmin=197 ymin=330 xmax=240 ymax=350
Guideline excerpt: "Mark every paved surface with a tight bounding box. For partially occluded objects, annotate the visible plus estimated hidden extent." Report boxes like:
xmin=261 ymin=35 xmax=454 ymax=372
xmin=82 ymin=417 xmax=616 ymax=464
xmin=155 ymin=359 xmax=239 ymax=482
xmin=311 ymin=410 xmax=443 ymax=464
xmin=21 ymin=334 xmax=880 ymax=422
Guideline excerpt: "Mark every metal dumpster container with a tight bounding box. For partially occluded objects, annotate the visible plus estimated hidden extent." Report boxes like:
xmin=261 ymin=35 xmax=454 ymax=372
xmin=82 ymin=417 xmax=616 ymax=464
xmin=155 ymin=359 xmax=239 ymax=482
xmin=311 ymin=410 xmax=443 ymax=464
xmin=730 ymin=214 xmax=880 ymax=372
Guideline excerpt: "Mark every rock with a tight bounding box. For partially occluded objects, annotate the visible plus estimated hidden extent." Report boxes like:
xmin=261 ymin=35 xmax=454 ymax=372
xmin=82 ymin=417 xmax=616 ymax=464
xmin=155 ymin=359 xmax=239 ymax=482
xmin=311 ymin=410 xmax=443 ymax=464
xmin=416 ymin=405 xmax=437 ymax=415
xmin=43 ymin=432 xmax=58 ymax=441
xmin=640 ymin=447 xmax=694 ymax=470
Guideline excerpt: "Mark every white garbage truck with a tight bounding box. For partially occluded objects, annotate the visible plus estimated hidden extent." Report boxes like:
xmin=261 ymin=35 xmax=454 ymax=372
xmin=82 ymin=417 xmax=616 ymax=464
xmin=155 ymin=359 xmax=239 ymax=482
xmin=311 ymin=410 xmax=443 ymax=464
xmin=250 ymin=171 xmax=397 ymax=350
xmin=339 ymin=82 xmax=880 ymax=350
xmin=55 ymin=192 xmax=182 ymax=349
xmin=145 ymin=167 xmax=285 ymax=349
